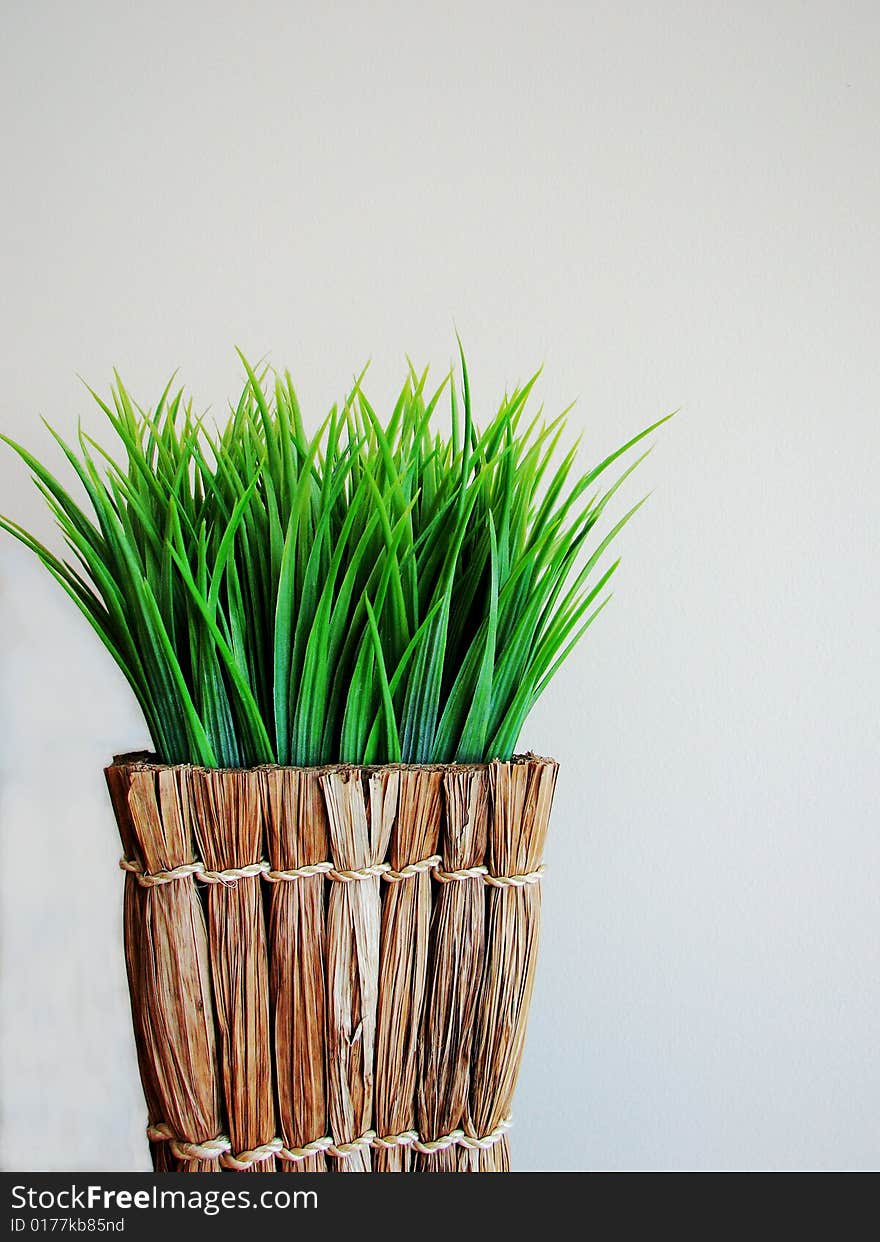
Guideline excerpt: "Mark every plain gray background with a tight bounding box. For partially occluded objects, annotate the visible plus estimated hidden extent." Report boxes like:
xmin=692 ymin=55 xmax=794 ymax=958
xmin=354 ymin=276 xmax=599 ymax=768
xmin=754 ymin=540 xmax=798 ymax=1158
xmin=1 ymin=1 xmax=877 ymax=1172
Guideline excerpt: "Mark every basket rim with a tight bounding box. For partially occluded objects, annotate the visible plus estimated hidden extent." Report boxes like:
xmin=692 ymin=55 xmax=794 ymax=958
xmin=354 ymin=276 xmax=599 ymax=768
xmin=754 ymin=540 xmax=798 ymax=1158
xmin=106 ymin=750 xmax=558 ymax=776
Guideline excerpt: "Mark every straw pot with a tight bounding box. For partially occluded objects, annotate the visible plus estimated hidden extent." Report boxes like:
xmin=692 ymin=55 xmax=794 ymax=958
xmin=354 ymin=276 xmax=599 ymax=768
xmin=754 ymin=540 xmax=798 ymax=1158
xmin=107 ymin=751 xmax=558 ymax=1173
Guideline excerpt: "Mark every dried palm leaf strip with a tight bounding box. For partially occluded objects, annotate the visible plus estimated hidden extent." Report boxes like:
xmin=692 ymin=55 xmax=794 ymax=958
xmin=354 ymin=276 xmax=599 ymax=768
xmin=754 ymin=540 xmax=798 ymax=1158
xmin=262 ymin=768 xmax=329 ymax=1173
xmin=105 ymin=758 xmax=222 ymax=1172
xmin=462 ymin=755 xmax=558 ymax=1171
xmin=105 ymin=763 xmax=168 ymax=1171
xmin=189 ymin=768 xmax=276 ymax=1172
xmin=373 ymin=768 xmax=443 ymax=1172
xmin=322 ymin=768 xmax=398 ymax=1172
xmin=417 ymin=767 xmax=488 ymax=1172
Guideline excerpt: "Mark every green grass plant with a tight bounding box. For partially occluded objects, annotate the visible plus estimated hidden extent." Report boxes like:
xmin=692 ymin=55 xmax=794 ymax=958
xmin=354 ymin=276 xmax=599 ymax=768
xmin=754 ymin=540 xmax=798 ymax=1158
xmin=1 ymin=348 xmax=670 ymax=767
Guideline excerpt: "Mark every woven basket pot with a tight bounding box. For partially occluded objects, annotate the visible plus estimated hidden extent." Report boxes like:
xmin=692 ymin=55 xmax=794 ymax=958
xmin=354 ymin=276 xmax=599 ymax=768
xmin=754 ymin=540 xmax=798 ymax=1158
xmin=105 ymin=752 xmax=558 ymax=1173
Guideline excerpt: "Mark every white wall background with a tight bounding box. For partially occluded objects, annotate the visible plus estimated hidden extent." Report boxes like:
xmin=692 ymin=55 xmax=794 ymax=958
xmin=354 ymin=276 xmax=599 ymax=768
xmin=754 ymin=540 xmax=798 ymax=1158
xmin=1 ymin=1 xmax=878 ymax=1172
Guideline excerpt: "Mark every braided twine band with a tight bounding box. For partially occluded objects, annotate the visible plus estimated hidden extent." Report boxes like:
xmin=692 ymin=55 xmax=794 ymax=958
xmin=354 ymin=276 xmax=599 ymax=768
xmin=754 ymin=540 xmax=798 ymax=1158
xmin=147 ymin=1119 xmax=512 ymax=1169
xmin=121 ymin=856 xmax=544 ymax=889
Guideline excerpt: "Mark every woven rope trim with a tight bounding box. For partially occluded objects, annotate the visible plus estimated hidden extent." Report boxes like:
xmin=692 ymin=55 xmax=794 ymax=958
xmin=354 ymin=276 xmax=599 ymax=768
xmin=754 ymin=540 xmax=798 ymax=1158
xmin=433 ymin=863 xmax=545 ymax=888
xmin=121 ymin=857 xmax=542 ymax=888
xmin=147 ymin=1119 xmax=512 ymax=1168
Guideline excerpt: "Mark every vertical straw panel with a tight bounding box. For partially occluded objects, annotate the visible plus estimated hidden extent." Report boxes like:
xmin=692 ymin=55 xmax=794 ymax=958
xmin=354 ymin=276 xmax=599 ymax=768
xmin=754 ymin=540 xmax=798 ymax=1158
xmin=105 ymin=766 xmax=169 ymax=1171
xmin=189 ymin=769 xmax=276 ymax=1171
xmin=374 ymin=768 xmax=443 ymax=1171
xmin=322 ymin=769 xmax=397 ymax=1172
xmin=263 ymin=768 xmax=329 ymax=1172
xmin=417 ymin=768 xmax=488 ymax=1171
xmin=463 ymin=756 xmax=558 ymax=1171
xmin=105 ymin=762 xmax=222 ymax=1172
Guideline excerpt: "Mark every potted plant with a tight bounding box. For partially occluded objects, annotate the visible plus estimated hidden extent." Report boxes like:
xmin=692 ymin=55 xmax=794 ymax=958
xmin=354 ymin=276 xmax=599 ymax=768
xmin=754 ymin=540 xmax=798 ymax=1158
xmin=1 ymin=348 xmax=669 ymax=1172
